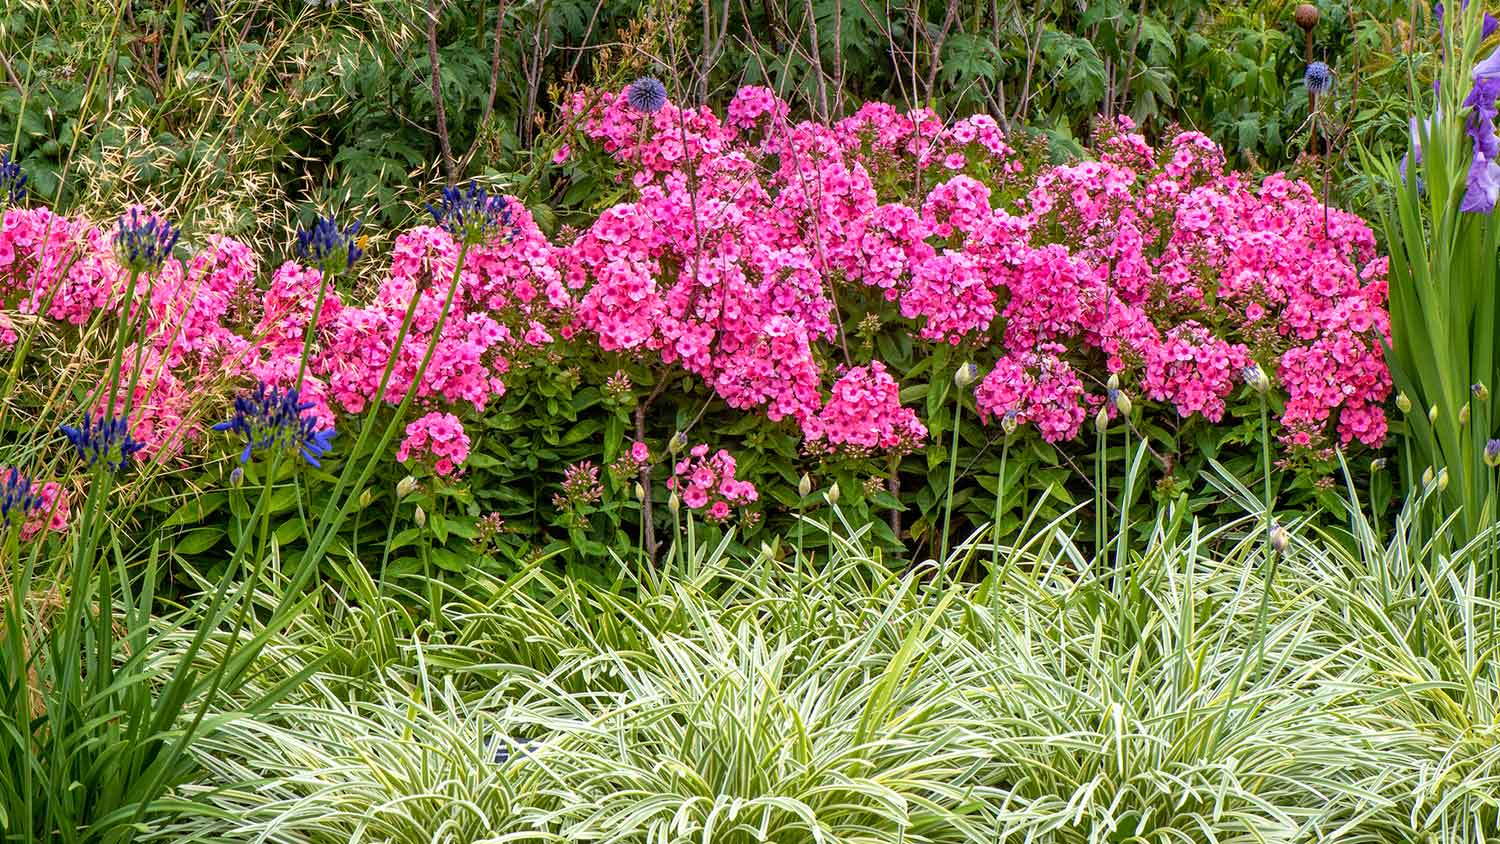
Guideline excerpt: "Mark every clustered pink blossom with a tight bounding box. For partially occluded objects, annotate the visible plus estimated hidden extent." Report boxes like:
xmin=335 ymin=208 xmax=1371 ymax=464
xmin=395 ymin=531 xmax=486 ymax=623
xmin=667 ymin=443 xmax=759 ymax=523
xmin=974 ymin=345 xmax=1088 ymax=443
xmin=553 ymin=91 xmax=1387 ymax=451
xmin=396 ymin=411 xmax=472 ymax=476
xmin=0 ymin=88 xmax=1391 ymax=499
xmin=805 ymin=362 xmax=927 ymax=454
xmin=553 ymin=460 xmax=605 ymax=510
xmin=24 ymin=480 xmax=68 ymax=540
xmin=608 ymin=439 xmax=652 ymax=481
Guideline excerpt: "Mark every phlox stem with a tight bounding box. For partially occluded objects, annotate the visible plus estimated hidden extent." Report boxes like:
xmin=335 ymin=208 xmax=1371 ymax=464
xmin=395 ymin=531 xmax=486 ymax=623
xmin=940 ymin=396 xmax=962 ymax=564
xmin=991 ymin=436 xmax=1009 ymax=577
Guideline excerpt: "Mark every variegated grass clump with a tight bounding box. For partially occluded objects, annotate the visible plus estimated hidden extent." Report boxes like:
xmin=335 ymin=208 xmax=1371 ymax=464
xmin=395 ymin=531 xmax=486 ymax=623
xmin=159 ymin=484 xmax=1500 ymax=843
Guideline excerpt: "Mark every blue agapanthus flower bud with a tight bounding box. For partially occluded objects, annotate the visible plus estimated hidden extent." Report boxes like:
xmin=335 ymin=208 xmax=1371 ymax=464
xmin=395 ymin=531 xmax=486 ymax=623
xmin=60 ymin=412 xmax=146 ymax=472
xmin=427 ymin=181 xmax=516 ymax=247
xmin=212 ymin=382 xmax=335 ymax=467
xmin=0 ymin=152 xmax=27 ymax=206
xmin=114 ymin=208 xmax=181 ymax=273
xmin=627 ymin=77 xmax=668 ymax=114
xmin=1304 ymin=62 xmax=1332 ymax=96
xmin=295 ymin=215 xmax=363 ymax=273
xmin=1 ymin=467 xmax=43 ymax=527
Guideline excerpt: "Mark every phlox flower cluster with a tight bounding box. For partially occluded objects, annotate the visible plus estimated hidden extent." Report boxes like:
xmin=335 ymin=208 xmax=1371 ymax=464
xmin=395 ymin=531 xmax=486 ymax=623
xmin=2 ymin=190 xmax=560 ymax=474
xmin=553 ymin=461 xmax=605 ymax=510
xmin=974 ymin=346 xmax=1088 ymax=443
xmin=608 ymin=440 xmax=652 ymax=481
xmin=560 ymin=88 xmax=1388 ymax=452
xmin=396 ymin=411 xmax=471 ymax=477
xmin=667 ymin=444 xmax=758 ymax=523
xmin=1 ymin=85 xmax=1393 ymax=506
xmin=804 ymin=362 xmax=927 ymax=455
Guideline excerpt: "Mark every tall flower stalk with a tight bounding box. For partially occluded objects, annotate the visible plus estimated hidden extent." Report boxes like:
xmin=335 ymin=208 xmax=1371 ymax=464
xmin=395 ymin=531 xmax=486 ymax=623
xmin=1373 ymin=2 xmax=1500 ymax=557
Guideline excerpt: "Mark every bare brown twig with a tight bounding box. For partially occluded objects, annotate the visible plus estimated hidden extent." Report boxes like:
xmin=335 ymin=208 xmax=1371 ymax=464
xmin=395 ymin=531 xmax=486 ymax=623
xmin=424 ymin=0 xmax=457 ymax=182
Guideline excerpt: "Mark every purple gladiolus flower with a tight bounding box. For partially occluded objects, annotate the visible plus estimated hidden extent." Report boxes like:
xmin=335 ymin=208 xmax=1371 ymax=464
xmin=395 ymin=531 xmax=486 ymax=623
xmin=1436 ymin=0 xmax=1497 ymax=36
xmin=1462 ymin=150 xmax=1500 ymax=212
xmin=1402 ymin=112 xmax=1439 ymax=190
xmin=1460 ymin=51 xmax=1500 ymax=211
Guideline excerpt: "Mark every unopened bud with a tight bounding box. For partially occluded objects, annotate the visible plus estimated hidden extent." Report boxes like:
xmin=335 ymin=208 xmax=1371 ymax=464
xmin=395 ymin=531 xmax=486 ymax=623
xmin=1107 ymin=373 xmax=1120 ymax=391
xmin=798 ymin=473 xmax=813 ymax=498
xmin=414 ymin=505 xmax=427 ymax=528
xmin=1244 ymin=364 xmax=1270 ymax=395
xmin=1460 ymin=403 xmax=1472 ymax=427
xmin=669 ymin=432 xmax=687 ymax=455
xmin=1114 ymin=391 xmax=1133 ymax=417
xmin=668 ymin=491 xmax=681 ymax=513
xmin=954 ymin=362 xmax=980 ymax=389
xmin=358 ymin=488 xmax=373 ymax=508
xmin=1269 ymin=524 xmax=1290 ymax=553
xmin=1370 ymin=457 xmax=1387 ymax=473
xmin=634 ymin=481 xmax=646 ymax=502
xmin=397 ymin=475 xmax=420 ymax=499
xmin=1001 ymin=411 xmax=1019 ymax=436
xmin=1429 ymin=404 xmax=1440 ymax=426
xmin=1438 ymin=468 xmax=1450 ymax=491
xmin=826 ymin=482 xmax=841 ymax=505
xmin=1396 ymin=392 xmax=1413 ymax=414
xmin=1422 ymin=466 xmax=1435 ymax=488
xmin=1094 ymin=407 xmax=1110 ymax=434
xmin=1486 ymin=439 xmax=1500 ymax=468
xmin=229 ymin=466 xmax=244 ymax=486
xmin=1475 ymin=382 xmax=1490 ymax=402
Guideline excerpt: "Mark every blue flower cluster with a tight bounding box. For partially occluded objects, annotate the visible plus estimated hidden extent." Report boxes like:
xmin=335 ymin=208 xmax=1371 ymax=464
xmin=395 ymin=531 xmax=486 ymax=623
xmin=1 ymin=467 xmax=43 ymax=527
xmin=0 ymin=152 xmax=27 ymax=206
xmin=427 ymin=181 xmax=517 ymax=246
xmin=627 ymin=76 xmax=668 ymax=114
xmin=295 ymin=215 xmax=363 ymax=273
xmin=60 ymin=413 xmax=146 ymax=471
xmin=213 ymin=382 xmax=335 ymax=467
xmin=114 ymin=209 xmax=181 ymax=273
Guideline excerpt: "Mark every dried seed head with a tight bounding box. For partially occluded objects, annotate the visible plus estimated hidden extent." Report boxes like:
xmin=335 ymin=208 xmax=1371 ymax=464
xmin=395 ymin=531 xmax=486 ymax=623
xmin=1295 ymin=3 xmax=1320 ymax=31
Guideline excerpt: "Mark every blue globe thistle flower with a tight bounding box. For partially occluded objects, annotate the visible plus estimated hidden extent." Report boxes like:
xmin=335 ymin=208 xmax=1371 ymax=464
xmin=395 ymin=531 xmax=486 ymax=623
xmin=627 ymin=76 xmax=668 ymax=114
xmin=295 ymin=215 xmax=364 ymax=274
xmin=60 ymin=412 xmax=146 ymax=472
xmin=1304 ymin=62 xmax=1332 ymax=96
xmin=114 ymin=208 xmax=181 ymax=273
xmin=213 ymin=382 xmax=335 ymax=467
xmin=427 ymin=181 xmax=517 ymax=247
xmin=1 ymin=467 xmax=44 ymax=527
xmin=0 ymin=152 xmax=27 ymax=207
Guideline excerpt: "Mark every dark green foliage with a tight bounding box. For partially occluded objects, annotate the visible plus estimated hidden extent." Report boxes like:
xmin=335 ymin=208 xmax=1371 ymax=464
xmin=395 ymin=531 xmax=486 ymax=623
xmin=1 ymin=0 xmax=1428 ymax=250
